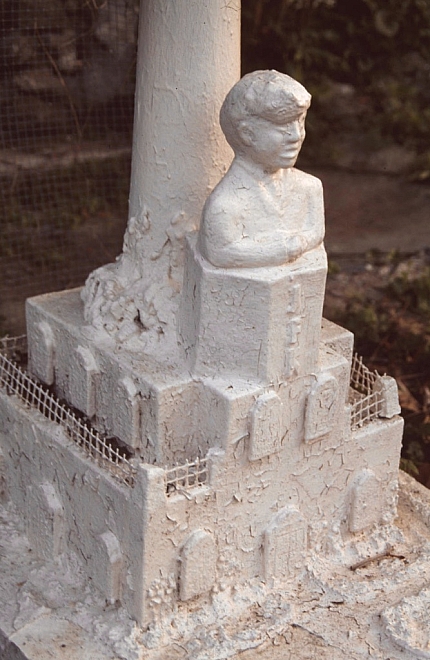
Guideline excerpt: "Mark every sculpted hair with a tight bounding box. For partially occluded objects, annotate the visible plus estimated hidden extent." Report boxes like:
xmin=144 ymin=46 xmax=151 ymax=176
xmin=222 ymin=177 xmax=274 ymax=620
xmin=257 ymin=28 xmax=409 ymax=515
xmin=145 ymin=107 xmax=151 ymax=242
xmin=220 ymin=70 xmax=311 ymax=151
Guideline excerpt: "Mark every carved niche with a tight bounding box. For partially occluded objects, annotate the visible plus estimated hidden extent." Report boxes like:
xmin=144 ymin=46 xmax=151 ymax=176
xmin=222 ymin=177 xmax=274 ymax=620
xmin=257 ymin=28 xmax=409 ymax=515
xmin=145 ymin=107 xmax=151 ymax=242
xmin=264 ymin=507 xmax=308 ymax=582
xmin=71 ymin=345 xmax=99 ymax=418
xmin=89 ymin=530 xmax=123 ymax=603
xmin=249 ymin=392 xmax=283 ymax=461
xmin=29 ymin=320 xmax=56 ymax=385
xmin=26 ymin=482 xmax=65 ymax=561
xmin=179 ymin=530 xmax=217 ymax=601
xmin=349 ymin=469 xmax=382 ymax=533
xmin=304 ymin=372 xmax=339 ymax=443
xmin=373 ymin=375 xmax=401 ymax=419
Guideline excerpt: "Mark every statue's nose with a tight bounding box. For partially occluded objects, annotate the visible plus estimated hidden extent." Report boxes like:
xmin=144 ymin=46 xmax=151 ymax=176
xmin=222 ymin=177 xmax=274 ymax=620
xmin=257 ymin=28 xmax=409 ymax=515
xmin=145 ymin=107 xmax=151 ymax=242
xmin=288 ymin=121 xmax=301 ymax=140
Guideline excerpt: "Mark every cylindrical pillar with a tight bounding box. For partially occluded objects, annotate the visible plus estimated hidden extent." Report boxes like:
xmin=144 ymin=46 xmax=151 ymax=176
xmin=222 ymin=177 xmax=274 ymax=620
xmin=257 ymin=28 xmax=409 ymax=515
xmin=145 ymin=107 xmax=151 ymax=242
xmin=130 ymin=0 xmax=240 ymax=257
xmin=82 ymin=0 xmax=240 ymax=337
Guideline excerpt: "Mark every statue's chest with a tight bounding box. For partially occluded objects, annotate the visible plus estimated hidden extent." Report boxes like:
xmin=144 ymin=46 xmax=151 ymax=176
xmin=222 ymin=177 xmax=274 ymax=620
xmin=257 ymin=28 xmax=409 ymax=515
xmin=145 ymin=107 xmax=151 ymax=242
xmin=241 ymin=185 xmax=309 ymax=234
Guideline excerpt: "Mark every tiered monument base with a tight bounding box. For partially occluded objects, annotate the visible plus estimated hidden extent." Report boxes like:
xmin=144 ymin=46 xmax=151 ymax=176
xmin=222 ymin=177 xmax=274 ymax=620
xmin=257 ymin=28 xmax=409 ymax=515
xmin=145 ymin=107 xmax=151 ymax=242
xmin=1 ymin=223 xmax=406 ymax=638
xmin=1 ymin=469 xmax=430 ymax=660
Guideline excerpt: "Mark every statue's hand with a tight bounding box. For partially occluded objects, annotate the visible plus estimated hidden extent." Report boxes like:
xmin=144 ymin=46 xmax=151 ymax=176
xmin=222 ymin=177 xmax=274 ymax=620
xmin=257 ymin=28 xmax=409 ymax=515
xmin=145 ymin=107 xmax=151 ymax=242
xmin=285 ymin=234 xmax=306 ymax=262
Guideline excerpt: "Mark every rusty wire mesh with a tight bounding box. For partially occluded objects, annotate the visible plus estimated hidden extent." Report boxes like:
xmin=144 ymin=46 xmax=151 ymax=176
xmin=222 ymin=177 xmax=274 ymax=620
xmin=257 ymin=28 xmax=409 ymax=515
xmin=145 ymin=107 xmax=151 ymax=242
xmin=349 ymin=354 xmax=385 ymax=429
xmin=0 ymin=344 xmax=137 ymax=486
xmin=0 ymin=1 xmax=138 ymax=335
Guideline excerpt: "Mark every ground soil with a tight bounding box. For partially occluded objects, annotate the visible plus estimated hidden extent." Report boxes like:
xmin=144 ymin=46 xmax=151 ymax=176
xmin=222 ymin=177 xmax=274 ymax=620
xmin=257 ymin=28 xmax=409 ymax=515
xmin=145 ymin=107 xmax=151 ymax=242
xmin=310 ymin=167 xmax=430 ymax=255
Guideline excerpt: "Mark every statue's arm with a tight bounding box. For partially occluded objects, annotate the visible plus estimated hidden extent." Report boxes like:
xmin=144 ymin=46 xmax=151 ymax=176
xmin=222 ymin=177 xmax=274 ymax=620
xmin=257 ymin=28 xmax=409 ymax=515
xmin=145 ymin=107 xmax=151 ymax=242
xmin=299 ymin=176 xmax=325 ymax=253
xmin=199 ymin=204 xmax=291 ymax=269
xmin=198 ymin=174 xmax=325 ymax=269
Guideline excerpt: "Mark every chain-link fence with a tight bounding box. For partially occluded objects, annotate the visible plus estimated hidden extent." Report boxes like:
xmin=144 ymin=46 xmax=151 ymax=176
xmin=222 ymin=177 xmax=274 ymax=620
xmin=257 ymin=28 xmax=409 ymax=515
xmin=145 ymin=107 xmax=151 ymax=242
xmin=0 ymin=0 xmax=138 ymax=335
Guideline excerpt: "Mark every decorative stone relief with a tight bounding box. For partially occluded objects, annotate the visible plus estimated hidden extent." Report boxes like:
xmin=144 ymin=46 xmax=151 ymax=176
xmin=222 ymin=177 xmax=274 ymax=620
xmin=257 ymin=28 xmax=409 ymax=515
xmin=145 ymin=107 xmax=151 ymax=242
xmin=216 ymin=539 xmax=241 ymax=592
xmin=179 ymin=530 xmax=217 ymax=601
xmin=304 ymin=372 xmax=339 ymax=443
xmin=283 ymin=283 xmax=303 ymax=378
xmin=179 ymin=236 xmax=326 ymax=384
xmin=286 ymin=282 xmax=301 ymax=315
xmin=264 ymin=507 xmax=308 ymax=581
xmin=116 ymin=377 xmax=140 ymax=449
xmin=0 ymin=447 xmax=6 ymax=503
xmin=29 ymin=320 xmax=55 ymax=385
xmin=284 ymin=319 xmax=301 ymax=378
xmin=349 ymin=469 xmax=382 ymax=533
xmin=147 ymin=573 xmax=177 ymax=623
xmin=89 ymin=531 xmax=123 ymax=604
xmin=26 ymin=482 xmax=65 ymax=561
xmin=69 ymin=346 xmax=99 ymax=418
xmin=249 ymin=392 xmax=283 ymax=461
xmin=373 ymin=375 xmax=401 ymax=418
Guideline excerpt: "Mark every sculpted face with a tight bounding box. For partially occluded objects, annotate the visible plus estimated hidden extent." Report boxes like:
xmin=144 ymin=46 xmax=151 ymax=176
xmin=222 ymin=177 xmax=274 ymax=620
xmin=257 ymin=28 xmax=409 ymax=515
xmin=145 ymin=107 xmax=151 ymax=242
xmin=240 ymin=111 xmax=307 ymax=173
xmin=198 ymin=71 xmax=324 ymax=270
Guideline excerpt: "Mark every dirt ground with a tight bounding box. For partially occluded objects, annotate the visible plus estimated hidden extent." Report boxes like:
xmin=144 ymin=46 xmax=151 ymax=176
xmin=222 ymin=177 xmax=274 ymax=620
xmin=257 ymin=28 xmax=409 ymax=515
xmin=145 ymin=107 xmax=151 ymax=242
xmin=311 ymin=167 xmax=430 ymax=255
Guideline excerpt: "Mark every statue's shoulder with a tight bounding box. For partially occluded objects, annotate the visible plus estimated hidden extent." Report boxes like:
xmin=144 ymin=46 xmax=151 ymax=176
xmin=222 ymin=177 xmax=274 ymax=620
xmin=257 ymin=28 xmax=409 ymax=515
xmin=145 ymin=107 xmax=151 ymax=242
xmin=290 ymin=167 xmax=323 ymax=194
xmin=203 ymin=173 xmax=245 ymax=220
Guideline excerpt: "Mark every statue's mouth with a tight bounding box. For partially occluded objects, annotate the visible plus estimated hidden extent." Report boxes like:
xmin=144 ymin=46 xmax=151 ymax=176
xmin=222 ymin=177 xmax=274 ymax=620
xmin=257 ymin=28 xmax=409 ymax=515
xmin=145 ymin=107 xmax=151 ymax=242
xmin=283 ymin=142 xmax=301 ymax=154
xmin=281 ymin=149 xmax=299 ymax=160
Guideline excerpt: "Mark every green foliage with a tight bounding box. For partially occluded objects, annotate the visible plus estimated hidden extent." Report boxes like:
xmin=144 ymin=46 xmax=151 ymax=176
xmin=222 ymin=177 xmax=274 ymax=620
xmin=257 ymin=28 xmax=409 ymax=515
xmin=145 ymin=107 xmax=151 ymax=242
xmin=327 ymin=259 xmax=340 ymax=275
xmin=336 ymin=297 xmax=391 ymax=345
xmin=242 ymin=0 xmax=430 ymax=160
xmin=0 ymin=156 xmax=130 ymax=274
xmin=0 ymin=156 xmax=130 ymax=231
xmin=399 ymin=457 xmax=420 ymax=478
xmin=387 ymin=267 xmax=430 ymax=319
xmin=402 ymin=419 xmax=430 ymax=474
xmin=243 ymin=0 xmax=430 ymax=84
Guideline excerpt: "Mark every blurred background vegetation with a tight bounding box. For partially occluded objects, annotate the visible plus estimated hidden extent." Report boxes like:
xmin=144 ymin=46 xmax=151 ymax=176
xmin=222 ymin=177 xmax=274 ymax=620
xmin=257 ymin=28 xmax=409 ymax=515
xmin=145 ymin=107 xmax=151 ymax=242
xmin=245 ymin=0 xmax=430 ymax=484
xmin=1 ymin=0 xmax=430 ymax=483
xmin=242 ymin=0 xmax=430 ymax=179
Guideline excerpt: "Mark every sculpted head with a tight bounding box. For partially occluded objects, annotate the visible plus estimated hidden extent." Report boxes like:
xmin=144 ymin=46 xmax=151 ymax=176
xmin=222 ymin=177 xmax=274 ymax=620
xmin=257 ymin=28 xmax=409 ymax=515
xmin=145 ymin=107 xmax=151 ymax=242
xmin=220 ymin=70 xmax=311 ymax=172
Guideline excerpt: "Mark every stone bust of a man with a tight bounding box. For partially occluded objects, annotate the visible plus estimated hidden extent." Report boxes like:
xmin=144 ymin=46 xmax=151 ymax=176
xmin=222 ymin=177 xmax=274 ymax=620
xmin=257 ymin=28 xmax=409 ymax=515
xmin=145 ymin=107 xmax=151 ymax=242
xmin=198 ymin=70 xmax=325 ymax=268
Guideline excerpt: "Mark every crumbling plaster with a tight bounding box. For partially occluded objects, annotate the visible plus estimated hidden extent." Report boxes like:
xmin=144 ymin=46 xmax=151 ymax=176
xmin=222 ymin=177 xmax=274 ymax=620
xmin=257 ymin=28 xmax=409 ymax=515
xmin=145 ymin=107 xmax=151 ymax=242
xmin=0 ymin=359 xmax=403 ymax=629
xmin=0 ymin=64 xmax=411 ymax=657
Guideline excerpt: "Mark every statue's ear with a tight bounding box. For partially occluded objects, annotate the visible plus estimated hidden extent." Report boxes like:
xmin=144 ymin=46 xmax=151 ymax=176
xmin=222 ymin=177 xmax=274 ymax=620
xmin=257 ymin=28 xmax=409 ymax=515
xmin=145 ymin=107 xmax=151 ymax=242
xmin=237 ymin=121 xmax=255 ymax=147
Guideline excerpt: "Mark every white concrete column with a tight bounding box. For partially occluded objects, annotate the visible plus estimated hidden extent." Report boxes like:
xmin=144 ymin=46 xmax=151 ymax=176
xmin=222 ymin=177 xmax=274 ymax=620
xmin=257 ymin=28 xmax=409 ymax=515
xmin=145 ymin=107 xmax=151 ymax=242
xmin=130 ymin=0 xmax=240 ymax=259
xmin=82 ymin=0 xmax=240 ymax=340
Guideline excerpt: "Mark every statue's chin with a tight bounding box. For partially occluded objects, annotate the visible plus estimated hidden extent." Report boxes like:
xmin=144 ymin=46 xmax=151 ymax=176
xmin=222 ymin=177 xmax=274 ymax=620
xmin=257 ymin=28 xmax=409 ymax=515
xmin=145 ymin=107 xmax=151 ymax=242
xmin=280 ymin=155 xmax=299 ymax=169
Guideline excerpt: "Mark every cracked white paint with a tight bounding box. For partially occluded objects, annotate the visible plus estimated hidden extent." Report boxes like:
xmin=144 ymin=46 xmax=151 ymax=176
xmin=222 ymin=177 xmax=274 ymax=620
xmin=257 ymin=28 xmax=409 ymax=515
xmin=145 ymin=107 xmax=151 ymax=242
xmin=198 ymin=71 xmax=324 ymax=269
xmin=80 ymin=0 xmax=240 ymax=344
xmin=0 ymin=13 xmax=416 ymax=660
xmin=1 ymin=473 xmax=430 ymax=659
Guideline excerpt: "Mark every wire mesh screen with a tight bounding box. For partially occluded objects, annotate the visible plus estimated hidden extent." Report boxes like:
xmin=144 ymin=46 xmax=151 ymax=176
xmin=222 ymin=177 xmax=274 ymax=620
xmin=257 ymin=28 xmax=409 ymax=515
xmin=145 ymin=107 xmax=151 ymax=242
xmin=0 ymin=0 xmax=138 ymax=335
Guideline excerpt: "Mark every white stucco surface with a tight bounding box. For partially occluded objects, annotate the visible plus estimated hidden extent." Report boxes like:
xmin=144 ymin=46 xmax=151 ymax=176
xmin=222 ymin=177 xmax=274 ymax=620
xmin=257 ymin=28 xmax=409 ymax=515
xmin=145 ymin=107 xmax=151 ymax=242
xmin=0 ymin=24 xmax=420 ymax=660
xmin=11 ymin=68 xmax=407 ymax=647
xmin=81 ymin=0 xmax=241 ymax=344
xmin=0 ymin=471 xmax=429 ymax=659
